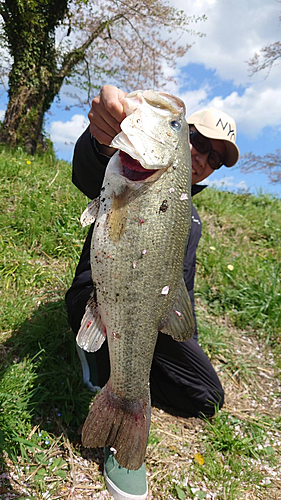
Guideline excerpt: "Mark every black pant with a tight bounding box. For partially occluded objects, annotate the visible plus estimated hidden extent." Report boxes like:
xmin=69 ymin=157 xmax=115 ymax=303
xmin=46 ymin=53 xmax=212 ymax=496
xmin=66 ymin=287 xmax=224 ymax=419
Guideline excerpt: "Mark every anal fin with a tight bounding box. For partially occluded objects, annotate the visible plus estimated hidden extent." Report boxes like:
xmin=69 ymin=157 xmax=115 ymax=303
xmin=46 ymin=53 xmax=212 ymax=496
xmin=161 ymin=278 xmax=195 ymax=341
xmin=76 ymin=295 xmax=106 ymax=352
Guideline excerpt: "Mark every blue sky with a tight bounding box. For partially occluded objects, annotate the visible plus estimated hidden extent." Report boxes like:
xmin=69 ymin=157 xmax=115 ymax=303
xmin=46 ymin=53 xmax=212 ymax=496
xmin=0 ymin=0 xmax=280 ymax=197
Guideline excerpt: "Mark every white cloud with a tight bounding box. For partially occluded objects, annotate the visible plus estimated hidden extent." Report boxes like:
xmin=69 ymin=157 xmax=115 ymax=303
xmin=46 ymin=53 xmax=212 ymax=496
xmin=204 ymin=176 xmax=248 ymax=191
xmin=207 ymin=84 xmax=281 ymax=137
xmin=177 ymin=81 xmax=281 ymax=139
xmin=0 ymin=109 xmax=5 ymax=121
xmin=49 ymin=114 xmax=88 ymax=145
xmin=179 ymin=87 xmax=210 ymax=116
xmin=169 ymin=79 xmax=281 ymax=143
xmin=172 ymin=0 xmax=280 ymax=87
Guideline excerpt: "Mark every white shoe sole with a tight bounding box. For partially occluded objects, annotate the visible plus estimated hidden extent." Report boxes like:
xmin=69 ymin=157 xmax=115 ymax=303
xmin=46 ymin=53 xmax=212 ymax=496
xmin=104 ymin=466 xmax=148 ymax=500
xmin=76 ymin=343 xmax=101 ymax=393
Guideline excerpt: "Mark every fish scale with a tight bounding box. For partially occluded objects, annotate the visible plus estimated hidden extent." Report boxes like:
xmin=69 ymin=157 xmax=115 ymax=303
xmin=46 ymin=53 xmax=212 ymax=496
xmin=77 ymin=90 xmax=195 ymax=470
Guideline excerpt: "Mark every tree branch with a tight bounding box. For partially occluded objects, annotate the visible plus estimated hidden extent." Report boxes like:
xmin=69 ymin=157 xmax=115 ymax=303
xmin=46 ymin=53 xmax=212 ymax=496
xmin=240 ymin=151 xmax=281 ymax=184
xmin=248 ymin=39 xmax=281 ymax=75
xmin=58 ymin=13 xmax=126 ymax=79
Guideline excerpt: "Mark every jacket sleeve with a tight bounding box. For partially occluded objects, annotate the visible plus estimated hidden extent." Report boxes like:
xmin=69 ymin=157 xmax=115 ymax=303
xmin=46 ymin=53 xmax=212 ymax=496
xmin=72 ymin=125 xmax=109 ymax=199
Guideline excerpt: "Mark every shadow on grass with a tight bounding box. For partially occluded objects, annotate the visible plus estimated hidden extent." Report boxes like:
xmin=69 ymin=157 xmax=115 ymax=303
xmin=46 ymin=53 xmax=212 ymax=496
xmin=0 ymin=298 xmax=94 ymax=489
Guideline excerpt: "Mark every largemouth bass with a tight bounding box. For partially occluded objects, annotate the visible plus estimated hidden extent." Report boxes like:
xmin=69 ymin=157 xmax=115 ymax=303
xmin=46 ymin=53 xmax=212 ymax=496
xmin=77 ymin=89 xmax=194 ymax=470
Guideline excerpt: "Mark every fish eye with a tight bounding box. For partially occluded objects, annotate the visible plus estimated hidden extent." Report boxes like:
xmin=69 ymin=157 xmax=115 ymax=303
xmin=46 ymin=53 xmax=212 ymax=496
xmin=170 ymin=120 xmax=181 ymax=131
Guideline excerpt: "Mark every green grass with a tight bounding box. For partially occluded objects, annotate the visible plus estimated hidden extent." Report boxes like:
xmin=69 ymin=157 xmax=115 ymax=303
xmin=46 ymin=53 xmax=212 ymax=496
xmin=194 ymin=188 xmax=281 ymax=347
xmin=0 ymin=147 xmax=88 ymax=332
xmin=162 ymin=409 xmax=280 ymax=500
xmin=0 ymin=147 xmax=91 ymax=465
xmin=189 ymin=411 xmax=280 ymax=499
xmin=0 ymin=145 xmax=280 ymax=498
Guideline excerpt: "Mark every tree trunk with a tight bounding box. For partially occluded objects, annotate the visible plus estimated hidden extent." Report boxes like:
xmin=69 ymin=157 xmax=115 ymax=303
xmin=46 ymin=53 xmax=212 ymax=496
xmin=1 ymin=86 xmax=49 ymax=155
xmin=0 ymin=0 xmax=67 ymax=154
xmin=0 ymin=48 xmax=64 ymax=154
xmin=0 ymin=42 xmax=63 ymax=154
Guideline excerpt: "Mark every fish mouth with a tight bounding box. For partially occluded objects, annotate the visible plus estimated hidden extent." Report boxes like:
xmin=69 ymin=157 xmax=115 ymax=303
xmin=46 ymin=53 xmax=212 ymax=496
xmin=119 ymin=151 xmax=157 ymax=181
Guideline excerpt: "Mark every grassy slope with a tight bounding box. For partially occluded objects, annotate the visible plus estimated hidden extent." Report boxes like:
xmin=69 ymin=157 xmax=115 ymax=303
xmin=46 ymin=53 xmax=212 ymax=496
xmin=0 ymin=146 xmax=280 ymax=499
xmin=194 ymin=188 xmax=280 ymax=346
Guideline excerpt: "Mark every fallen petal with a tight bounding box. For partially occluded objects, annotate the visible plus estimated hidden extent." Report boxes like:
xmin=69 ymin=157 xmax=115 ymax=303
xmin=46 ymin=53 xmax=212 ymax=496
xmin=174 ymin=310 xmax=182 ymax=317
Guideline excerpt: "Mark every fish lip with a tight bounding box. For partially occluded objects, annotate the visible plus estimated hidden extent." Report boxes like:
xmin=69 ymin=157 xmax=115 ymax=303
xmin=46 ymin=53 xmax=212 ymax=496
xmin=110 ymin=151 xmax=167 ymax=186
xmin=119 ymin=152 xmax=157 ymax=182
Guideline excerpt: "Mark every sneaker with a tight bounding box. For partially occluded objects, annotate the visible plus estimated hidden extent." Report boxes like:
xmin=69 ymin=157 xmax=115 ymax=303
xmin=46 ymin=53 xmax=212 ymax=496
xmin=76 ymin=343 xmax=101 ymax=393
xmin=104 ymin=447 xmax=148 ymax=500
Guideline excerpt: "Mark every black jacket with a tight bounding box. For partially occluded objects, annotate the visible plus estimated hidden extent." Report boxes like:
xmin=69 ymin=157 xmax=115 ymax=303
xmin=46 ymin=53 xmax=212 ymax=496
xmin=66 ymin=126 xmax=204 ymax=339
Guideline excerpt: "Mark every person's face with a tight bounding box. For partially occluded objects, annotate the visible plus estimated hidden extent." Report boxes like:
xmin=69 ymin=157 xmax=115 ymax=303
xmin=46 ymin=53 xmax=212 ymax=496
xmin=189 ymin=126 xmax=226 ymax=185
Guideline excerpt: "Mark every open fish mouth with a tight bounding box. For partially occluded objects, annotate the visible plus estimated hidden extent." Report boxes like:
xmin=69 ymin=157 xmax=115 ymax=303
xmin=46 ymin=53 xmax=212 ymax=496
xmin=119 ymin=151 xmax=157 ymax=181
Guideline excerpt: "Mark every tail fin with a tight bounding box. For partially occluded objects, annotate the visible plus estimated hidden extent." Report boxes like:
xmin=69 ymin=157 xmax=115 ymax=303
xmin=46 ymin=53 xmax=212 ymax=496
xmin=82 ymin=382 xmax=150 ymax=470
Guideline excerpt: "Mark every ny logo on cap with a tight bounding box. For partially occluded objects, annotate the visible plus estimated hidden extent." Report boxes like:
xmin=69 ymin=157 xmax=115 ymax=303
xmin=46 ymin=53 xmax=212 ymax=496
xmin=216 ymin=119 xmax=235 ymax=142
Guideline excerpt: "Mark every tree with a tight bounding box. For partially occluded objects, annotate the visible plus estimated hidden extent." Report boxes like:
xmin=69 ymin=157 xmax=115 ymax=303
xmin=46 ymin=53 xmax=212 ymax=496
xmin=245 ymin=10 xmax=281 ymax=184
xmin=248 ymin=42 xmax=281 ymax=76
xmin=240 ymin=151 xmax=281 ymax=184
xmin=0 ymin=0 xmax=205 ymax=154
xmin=248 ymin=5 xmax=281 ymax=77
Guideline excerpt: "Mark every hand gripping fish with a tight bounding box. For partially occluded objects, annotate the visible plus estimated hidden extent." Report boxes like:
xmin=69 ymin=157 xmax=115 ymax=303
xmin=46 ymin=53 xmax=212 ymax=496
xmin=77 ymin=90 xmax=194 ymax=470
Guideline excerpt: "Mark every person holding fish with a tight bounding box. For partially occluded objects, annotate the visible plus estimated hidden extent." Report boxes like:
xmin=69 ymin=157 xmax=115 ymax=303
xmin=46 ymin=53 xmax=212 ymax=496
xmin=66 ymin=85 xmax=239 ymax=500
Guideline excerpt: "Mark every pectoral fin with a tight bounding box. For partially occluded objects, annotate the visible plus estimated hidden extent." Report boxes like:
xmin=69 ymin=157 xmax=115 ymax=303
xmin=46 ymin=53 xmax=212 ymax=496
xmin=76 ymin=295 xmax=106 ymax=352
xmin=80 ymin=198 xmax=100 ymax=227
xmin=161 ymin=279 xmax=195 ymax=341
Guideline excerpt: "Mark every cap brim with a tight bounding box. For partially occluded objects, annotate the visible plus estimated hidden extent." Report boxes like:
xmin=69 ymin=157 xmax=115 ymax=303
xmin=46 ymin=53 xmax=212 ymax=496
xmin=223 ymin=142 xmax=240 ymax=167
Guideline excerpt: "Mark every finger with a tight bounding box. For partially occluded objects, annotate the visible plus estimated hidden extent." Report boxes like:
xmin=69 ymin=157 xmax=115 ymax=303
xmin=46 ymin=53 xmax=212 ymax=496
xmin=89 ymin=96 xmax=121 ymax=138
xmin=88 ymin=108 xmax=118 ymax=140
xmin=90 ymin=122 xmax=116 ymax=147
xmin=100 ymin=85 xmax=127 ymax=128
xmin=88 ymin=86 xmax=128 ymax=144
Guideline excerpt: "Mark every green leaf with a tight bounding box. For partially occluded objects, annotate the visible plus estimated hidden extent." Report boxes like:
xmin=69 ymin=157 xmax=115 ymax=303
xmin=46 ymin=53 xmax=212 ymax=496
xmin=264 ymin=446 xmax=274 ymax=456
xmin=35 ymin=453 xmax=48 ymax=464
xmin=175 ymin=485 xmax=186 ymax=500
xmin=36 ymin=468 xmax=47 ymax=476
xmin=195 ymin=491 xmax=207 ymax=499
xmin=55 ymin=470 xmax=67 ymax=478
xmin=16 ymin=437 xmax=42 ymax=449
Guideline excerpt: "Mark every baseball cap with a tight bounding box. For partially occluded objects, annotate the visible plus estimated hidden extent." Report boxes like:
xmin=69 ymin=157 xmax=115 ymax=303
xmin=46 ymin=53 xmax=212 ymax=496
xmin=186 ymin=107 xmax=239 ymax=167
